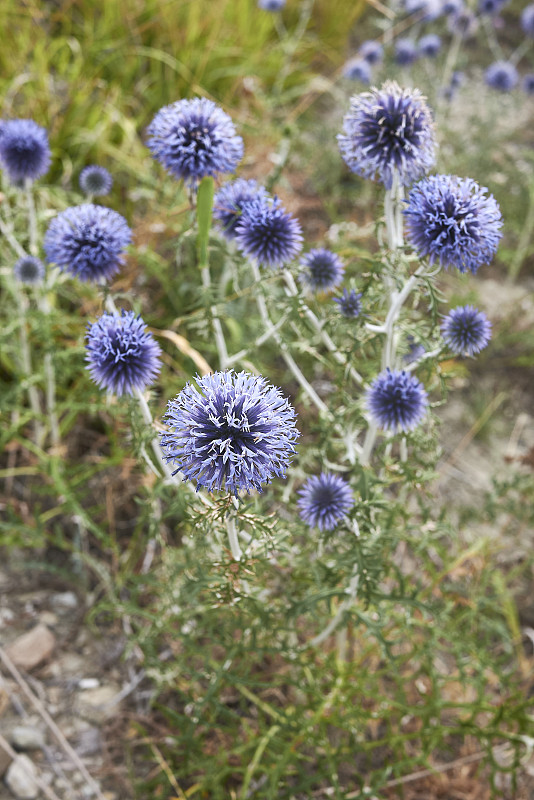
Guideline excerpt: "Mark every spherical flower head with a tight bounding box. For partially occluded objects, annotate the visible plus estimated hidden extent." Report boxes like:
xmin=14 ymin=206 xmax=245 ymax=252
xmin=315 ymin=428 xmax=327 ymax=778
xmin=522 ymin=74 xmax=534 ymax=95
xmin=418 ymin=34 xmax=442 ymax=58
xmin=441 ymin=305 xmax=491 ymax=356
xmin=85 ymin=310 xmax=161 ymax=397
xmin=338 ymin=81 xmax=436 ymax=190
xmin=13 ymin=255 xmax=45 ymax=286
xmin=235 ymin=195 xmax=303 ymax=269
xmin=358 ymin=40 xmax=384 ymax=65
xmin=298 ymin=472 xmax=354 ymax=532
xmin=0 ymin=119 xmax=51 ymax=184
xmin=478 ymin=0 xmax=508 ymax=14
xmin=404 ymin=0 xmax=443 ymax=18
xmin=394 ymin=38 xmax=419 ymax=66
xmin=160 ymin=370 xmax=299 ymax=495
xmin=146 ymin=97 xmax=243 ymax=185
xmin=299 ymin=249 xmax=345 ymax=293
xmin=44 ymin=204 xmax=132 ymax=283
xmin=342 ymin=58 xmax=372 ymax=83
xmin=213 ymin=178 xmax=269 ymax=240
xmin=484 ymin=61 xmax=519 ymax=92
xmin=258 ymin=0 xmax=286 ymax=9
xmin=367 ymin=368 xmax=428 ymax=433
xmin=79 ymin=165 xmax=113 ymax=197
xmin=334 ymin=288 xmax=363 ymax=318
xmin=442 ymin=0 xmax=464 ymax=15
xmin=448 ymin=9 xmax=478 ymax=37
xmin=521 ymin=4 xmax=534 ymax=37
xmin=404 ymin=174 xmax=503 ymax=274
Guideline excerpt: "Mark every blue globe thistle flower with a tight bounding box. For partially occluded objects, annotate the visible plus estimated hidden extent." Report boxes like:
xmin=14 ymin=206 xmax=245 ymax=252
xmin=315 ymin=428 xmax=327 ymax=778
xmin=477 ymin=0 xmax=508 ymax=14
xmin=213 ymin=178 xmax=268 ymax=240
xmin=338 ymin=81 xmax=436 ymax=190
xmin=79 ymin=165 xmax=113 ymax=197
xmin=44 ymin=204 xmax=132 ymax=283
xmin=394 ymin=38 xmax=419 ymax=66
xmin=404 ymin=174 xmax=503 ymax=274
xmin=484 ymin=61 xmax=519 ymax=92
xmin=448 ymin=9 xmax=478 ymax=37
xmin=146 ymin=97 xmax=244 ymax=185
xmin=522 ymin=74 xmax=534 ymax=95
xmin=85 ymin=311 xmax=162 ymax=396
xmin=442 ymin=0 xmax=464 ymax=15
xmin=334 ymin=288 xmax=363 ymax=318
xmin=160 ymin=370 xmax=299 ymax=495
xmin=297 ymin=472 xmax=354 ymax=531
xmin=367 ymin=368 xmax=428 ymax=433
xmin=404 ymin=0 xmax=442 ymax=19
xmin=358 ymin=40 xmax=384 ymax=65
xmin=258 ymin=0 xmax=286 ymax=9
xmin=521 ymin=4 xmax=534 ymax=37
xmin=13 ymin=255 xmax=45 ymax=286
xmin=235 ymin=195 xmax=303 ymax=269
xmin=441 ymin=305 xmax=491 ymax=356
xmin=299 ymin=249 xmax=345 ymax=293
xmin=342 ymin=58 xmax=372 ymax=83
xmin=0 ymin=119 xmax=51 ymax=184
xmin=418 ymin=34 xmax=442 ymax=58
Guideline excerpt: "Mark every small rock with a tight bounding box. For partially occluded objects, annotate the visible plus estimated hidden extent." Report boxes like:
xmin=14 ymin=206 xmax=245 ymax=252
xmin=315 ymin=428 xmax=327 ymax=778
xmin=0 ymin=746 xmax=13 ymax=778
xmin=38 ymin=611 xmax=58 ymax=627
xmin=77 ymin=678 xmax=100 ymax=690
xmin=10 ymin=726 xmax=46 ymax=751
xmin=77 ymin=685 xmax=120 ymax=723
xmin=75 ymin=727 xmax=102 ymax=757
xmin=51 ymin=591 xmax=78 ymax=611
xmin=5 ymin=624 xmax=55 ymax=671
xmin=5 ymin=754 xmax=39 ymax=799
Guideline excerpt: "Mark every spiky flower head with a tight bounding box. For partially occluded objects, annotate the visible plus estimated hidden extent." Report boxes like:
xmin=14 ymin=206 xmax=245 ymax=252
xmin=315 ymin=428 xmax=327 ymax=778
xmin=447 ymin=9 xmax=478 ymax=37
xmin=404 ymin=174 xmax=503 ymax=274
xmin=478 ymin=0 xmax=508 ymax=14
xmin=44 ymin=204 xmax=132 ymax=283
xmin=160 ymin=370 xmax=299 ymax=495
xmin=146 ymin=97 xmax=243 ymax=185
xmin=394 ymin=38 xmax=419 ymax=66
xmin=521 ymin=4 xmax=534 ymax=36
xmin=442 ymin=0 xmax=464 ymax=14
xmin=342 ymin=58 xmax=372 ymax=83
xmin=235 ymin=195 xmax=303 ymax=269
xmin=213 ymin=178 xmax=269 ymax=240
xmin=85 ymin=311 xmax=161 ymax=396
xmin=13 ymin=255 xmax=45 ymax=286
xmin=441 ymin=305 xmax=491 ymax=356
xmin=358 ymin=40 xmax=384 ymax=65
xmin=418 ymin=34 xmax=442 ymax=58
xmin=367 ymin=368 xmax=428 ymax=432
xmin=79 ymin=165 xmax=113 ymax=197
xmin=258 ymin=0 xmax=286 ymax=9
xmin=0 ymin=119 xmax=51 ymax=184
xmin=338 ymin=81 xmax=436 ymax=190
xmin=299 ymin=249 xmax=345 ymax=293
xmin=484 ymin=61 xmax=519 ymax=92
xmin=298 ymin=472 xmax=354 ymax=531
xmin=334 ymin=288 xmax=363 ymax=318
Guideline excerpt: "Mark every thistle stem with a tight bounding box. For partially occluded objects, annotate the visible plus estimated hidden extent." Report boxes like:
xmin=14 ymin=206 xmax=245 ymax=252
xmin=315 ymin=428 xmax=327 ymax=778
xmin=282 ymin=270 xmax=363 ymax=385
xmin=201 ymin=264 xmax=229 ymax=369
xmin=226 ymin=513 xmax=243 ymax=561
xmin=24 ymin=179 xmax=39 ymax=257
xmin=250 ymin=259 xmax=331 ymax=418
xmin=15 ymin=285 xmax=44 ymax=446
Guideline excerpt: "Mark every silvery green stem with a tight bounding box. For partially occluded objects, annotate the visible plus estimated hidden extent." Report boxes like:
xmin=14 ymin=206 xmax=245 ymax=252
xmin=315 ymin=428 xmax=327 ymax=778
xmin=308 ymin=569 xmax=359 ymax=648
xmin=0 ymin=216 xmax=25 ymax=258
xmin=15 ymin=285 xmax=44 ymax=445
xmin=24 ymin=179 xmax=38 ymax=256
xmin=250 ymin=259 xmax=331 ymax=418
xmin=38 ymin=292 xmax=60 ymax=448
xmin=201 ymin=264 xmax=229 ymax=369
xmin=282 ymin=270 xmax=363 ymax=385
xmin=225 ymin=313 xmax=289 ymax=368
xmin=438 ymin=29 xmax=463 ymax=108
xmin=226 ymin=513 xmax=243 ymax=561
